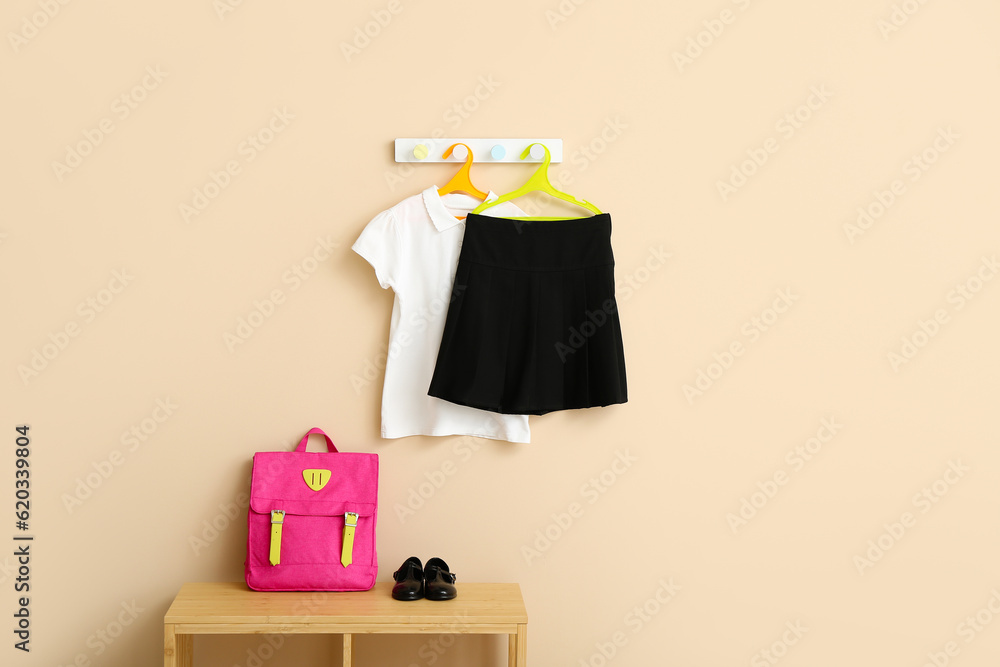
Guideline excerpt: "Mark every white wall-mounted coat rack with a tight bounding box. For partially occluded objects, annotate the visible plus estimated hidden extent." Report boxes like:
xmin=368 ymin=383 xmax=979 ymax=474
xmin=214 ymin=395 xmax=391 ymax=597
xmin=395 ymin=138 xmax=563 ymax=163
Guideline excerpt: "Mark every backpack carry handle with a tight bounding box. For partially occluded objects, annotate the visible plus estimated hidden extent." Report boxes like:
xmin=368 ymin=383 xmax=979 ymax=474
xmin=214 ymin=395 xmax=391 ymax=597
xmin=294 ymin=427 xmax=339 ymax=453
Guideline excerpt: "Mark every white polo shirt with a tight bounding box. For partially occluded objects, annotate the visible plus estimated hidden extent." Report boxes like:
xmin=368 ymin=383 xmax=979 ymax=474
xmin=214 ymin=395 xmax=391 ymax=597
xmin=352 ymin=186 xmax=531 ymax=442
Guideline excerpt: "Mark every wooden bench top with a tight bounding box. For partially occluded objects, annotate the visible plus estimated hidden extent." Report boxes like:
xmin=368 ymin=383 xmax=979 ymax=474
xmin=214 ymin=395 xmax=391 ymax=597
xmin=164 ymin=581 xmax=527 ymax=628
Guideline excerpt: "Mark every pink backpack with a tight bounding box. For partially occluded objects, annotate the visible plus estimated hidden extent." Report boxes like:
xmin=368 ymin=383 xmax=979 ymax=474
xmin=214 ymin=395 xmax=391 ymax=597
xmin=245 ymin=428 xmax=378 ymax=591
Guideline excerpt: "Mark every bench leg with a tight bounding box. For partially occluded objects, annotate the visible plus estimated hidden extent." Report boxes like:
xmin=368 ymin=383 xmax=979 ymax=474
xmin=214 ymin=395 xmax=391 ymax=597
xmin=342 ymin=633 xmax=352 ymax=667
xmin=509 ymin=624 xmax=527 ymax=667
xmin=164 ymin=624 xmax=193 ymax=667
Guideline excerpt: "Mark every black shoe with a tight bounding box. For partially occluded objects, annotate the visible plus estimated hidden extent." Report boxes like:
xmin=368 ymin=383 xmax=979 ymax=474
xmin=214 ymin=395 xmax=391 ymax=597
xmin=424 ymin=557 xmax=457 ymax=601
xmin=391 ymin=556 xmax=424 ymax=601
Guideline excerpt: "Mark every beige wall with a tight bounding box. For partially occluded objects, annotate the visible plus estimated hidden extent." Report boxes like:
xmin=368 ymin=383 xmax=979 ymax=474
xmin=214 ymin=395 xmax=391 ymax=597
xmin=4 ymin=1 xmax=1000 ymax=665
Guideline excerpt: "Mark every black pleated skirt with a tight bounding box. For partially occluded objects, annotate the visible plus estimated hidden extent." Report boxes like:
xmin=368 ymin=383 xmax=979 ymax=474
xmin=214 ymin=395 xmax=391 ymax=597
xmin=428 ymin=213 xmax=627 ymax=415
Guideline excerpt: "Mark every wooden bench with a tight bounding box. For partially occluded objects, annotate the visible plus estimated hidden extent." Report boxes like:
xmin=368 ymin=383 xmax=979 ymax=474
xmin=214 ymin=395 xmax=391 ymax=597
xmin=164 ymin=581 xmax=528 ymax=666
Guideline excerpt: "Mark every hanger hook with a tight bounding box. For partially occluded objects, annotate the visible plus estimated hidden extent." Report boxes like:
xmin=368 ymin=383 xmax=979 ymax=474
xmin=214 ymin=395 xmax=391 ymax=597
xmin=443 ymin=142 xmax=473 ymax=166
xmin=519 ymin=142 xmax=551 ymax=165
xmin=521 ymin=141 xmax=552 ymax=172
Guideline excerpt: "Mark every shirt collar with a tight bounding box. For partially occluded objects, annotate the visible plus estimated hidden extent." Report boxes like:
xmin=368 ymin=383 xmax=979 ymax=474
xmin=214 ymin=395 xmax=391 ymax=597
xmin=422 ymin=186 xmax=498 ymax=232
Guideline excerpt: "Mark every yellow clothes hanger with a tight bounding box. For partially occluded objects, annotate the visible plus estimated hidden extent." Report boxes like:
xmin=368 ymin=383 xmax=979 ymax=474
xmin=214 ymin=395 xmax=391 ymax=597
xmin=437 ymin=143 xmax=488 ymax=200
xmin=471 ymin=143 xmax=601 ymax=217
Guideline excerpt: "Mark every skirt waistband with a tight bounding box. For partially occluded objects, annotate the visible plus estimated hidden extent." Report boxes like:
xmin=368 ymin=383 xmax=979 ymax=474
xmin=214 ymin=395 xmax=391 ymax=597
xmin=461 ymin=213 xmax=614 ymax=271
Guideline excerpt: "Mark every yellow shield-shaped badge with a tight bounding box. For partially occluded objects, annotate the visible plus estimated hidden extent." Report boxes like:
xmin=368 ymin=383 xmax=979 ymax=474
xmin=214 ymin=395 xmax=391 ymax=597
xmin=303 ymin=469 xmax=331 ymax=492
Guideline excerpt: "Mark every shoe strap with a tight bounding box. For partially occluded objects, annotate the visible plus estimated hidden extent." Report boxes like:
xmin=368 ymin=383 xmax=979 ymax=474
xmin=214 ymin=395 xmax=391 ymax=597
xmin=393 ymin=561 xmax=421 ymax=582
xmin=426 ymin=567 xmax=456 ymax=584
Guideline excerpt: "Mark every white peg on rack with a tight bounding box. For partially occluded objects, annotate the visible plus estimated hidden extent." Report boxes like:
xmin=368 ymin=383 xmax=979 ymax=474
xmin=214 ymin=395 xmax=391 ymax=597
xmin=449 ymin=144 xmax=469 ymax=161
xmin=528 ymin=144 xmax=546 ymax=160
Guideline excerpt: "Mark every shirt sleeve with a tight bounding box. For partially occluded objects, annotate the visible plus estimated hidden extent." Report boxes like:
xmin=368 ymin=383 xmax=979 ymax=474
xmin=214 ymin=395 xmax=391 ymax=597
xmin=352 ymin=208 xmax=402 ymax=291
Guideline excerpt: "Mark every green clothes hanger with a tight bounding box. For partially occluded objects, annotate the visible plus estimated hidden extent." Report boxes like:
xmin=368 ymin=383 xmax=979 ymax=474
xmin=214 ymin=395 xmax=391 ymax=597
xmin=470 ymin=143 xmax=602 ymax=217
